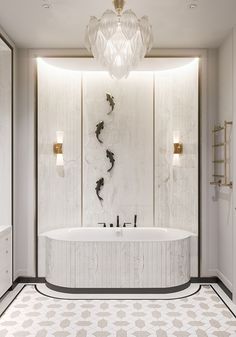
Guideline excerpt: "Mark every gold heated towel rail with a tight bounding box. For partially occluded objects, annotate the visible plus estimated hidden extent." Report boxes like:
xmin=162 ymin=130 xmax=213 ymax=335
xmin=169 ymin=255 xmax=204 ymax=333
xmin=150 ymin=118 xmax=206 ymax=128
xmin=210 ymin=121 xmax=233 ymax=188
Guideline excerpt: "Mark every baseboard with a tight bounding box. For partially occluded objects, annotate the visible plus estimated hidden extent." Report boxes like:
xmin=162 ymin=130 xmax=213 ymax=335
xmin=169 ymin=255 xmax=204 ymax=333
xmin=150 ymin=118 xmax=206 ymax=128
xmin=191 ymin=276 xmax=218 ymax=283
xmin=191 ymin=276 xmax=232 ymax=300
xmin=217 ymin=278 xmax=233 ymax=300
xmin=215 ymin=269 xmax=233 ymax=292
xmin=13 ymin=277 xmax=46 ymax=285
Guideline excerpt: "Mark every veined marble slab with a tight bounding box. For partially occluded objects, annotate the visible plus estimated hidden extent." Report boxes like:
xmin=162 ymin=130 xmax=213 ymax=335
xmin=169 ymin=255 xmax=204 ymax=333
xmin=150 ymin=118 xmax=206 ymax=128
xmin=82 ymin=72 xmax=154 ymax=227
xmin=155 ymin=61 xmax=199 ymax=235
xmin=37 ymin=61 xmax=82 ymax=234
xmin=37 ymin=59 xmax=199 ymax=279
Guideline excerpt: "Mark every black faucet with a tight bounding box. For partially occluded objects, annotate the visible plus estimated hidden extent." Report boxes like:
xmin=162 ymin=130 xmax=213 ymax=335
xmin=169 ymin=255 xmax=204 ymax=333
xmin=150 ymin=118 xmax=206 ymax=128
xmin=98 ymin=215 xmax=137 ymax=228
xmin=116 ymin=215 xmax=120 ymax=227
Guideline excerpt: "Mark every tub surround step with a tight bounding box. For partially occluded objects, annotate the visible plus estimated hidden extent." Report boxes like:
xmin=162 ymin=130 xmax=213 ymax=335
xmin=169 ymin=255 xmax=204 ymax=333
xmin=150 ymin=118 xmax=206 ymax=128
xmin=45 ymin=280 xmax=191 ymax=294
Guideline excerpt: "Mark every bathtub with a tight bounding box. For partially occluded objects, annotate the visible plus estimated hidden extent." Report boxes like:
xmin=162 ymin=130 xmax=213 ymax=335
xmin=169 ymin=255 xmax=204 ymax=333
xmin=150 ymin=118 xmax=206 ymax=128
xmin=43 ymin=227 xmax=192 ymax=292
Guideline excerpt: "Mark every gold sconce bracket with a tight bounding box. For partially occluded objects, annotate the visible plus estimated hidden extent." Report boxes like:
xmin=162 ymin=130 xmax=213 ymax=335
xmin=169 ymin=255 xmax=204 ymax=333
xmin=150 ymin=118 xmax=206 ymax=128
xmin=53 ymin=143 xmax=63 ymax=154
xmin=173 ymin=143 xmax=183 ymax=154
xmin=113 ymin=0 xmax=125 ymax=14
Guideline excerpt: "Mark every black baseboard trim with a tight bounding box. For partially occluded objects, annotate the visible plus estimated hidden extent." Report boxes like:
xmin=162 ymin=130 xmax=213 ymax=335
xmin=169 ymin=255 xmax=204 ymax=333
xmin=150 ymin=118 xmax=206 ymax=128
xmin=11 ymin=276 xmax=233 ymax=299
xmin=0 ymin=284 xmax=16 ymax=302
xmin=217 ymin=279 xmax=232 ymax=300
xmin=191 ymin=276 xmax=232 ymax=300
xmin=17 ymin=277 xmax=45 ymax=283
xmin=13 ymin=277 xmax=46 ymax=287
xmin=45 ymin=281 xmax=191 ymax=294
xmin=191 ymin=277 xmax=218 ymax=283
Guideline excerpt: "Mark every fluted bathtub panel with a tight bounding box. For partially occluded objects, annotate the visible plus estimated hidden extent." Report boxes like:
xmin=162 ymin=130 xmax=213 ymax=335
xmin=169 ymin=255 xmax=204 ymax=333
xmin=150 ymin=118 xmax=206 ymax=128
xmin=46 ymin=237 xmax=190 ymax=288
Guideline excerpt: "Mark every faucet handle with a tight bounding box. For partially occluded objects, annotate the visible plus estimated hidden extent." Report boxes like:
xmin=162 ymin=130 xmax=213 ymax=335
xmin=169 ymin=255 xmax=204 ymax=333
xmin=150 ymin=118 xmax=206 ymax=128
xmin=98 ymin=222 xmax=106 ymax=227
xmin=116 ymin=215 xmax=120 ymax=227
xmin=134 ymin=214 xmax=137 ymax=227
xmin=123 ymin=222 xmax=131 ymax=227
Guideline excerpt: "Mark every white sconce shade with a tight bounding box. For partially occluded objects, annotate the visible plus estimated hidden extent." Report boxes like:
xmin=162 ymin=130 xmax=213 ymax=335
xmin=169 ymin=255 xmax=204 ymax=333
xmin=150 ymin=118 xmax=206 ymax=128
xmin=56 ymin=153 xmax=64 ymax=166
xmin=56 ymin=131 xmax=64 ymax=144
xmin=173 ymin=130 xmax=180 ymax=144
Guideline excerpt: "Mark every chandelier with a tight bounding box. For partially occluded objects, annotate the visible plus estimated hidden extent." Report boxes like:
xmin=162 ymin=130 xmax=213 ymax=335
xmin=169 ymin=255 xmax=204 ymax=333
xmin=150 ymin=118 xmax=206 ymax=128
xmin=85 ymin=0 xmax=153 ymax=79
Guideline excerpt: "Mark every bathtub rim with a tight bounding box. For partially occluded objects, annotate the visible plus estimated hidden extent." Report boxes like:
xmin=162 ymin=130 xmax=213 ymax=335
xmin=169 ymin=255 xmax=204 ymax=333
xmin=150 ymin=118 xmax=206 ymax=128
xmin=40 ymin=227 xmax=196 ymax=242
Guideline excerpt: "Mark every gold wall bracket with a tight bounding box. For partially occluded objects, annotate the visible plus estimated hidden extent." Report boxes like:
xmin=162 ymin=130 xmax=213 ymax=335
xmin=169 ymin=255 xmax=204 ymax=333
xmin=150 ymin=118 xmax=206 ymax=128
xmin=113 ymin=0 xmax=125 ymax=14
xmin=53 ymin=143 xmax=63 ymax=155
xmin=173 ymin=143 xmax=183 ymax=154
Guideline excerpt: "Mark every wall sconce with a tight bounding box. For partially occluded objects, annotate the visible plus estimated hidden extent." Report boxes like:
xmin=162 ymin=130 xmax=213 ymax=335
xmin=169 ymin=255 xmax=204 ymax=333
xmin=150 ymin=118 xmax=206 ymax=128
xmin=53 ymin=131 xmax=64 ymax=166
xmin=173 ymin=143 xmax=183 ymax=154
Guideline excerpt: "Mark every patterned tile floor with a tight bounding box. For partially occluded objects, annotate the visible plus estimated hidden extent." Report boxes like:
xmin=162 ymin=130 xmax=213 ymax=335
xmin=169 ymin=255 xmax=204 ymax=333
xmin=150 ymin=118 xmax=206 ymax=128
xmin=0 ymin=285 xmax=235 ymax=337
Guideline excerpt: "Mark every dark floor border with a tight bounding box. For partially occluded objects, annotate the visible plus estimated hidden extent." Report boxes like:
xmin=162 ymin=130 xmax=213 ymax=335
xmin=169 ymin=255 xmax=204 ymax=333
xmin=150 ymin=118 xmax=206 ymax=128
xmin=11 ymin=276 xmax=232 ymax=299
xmin=36 ymin=284 xmax=201 ymax=301
xmin=45 ymin=280 xmax=191 ymax=295
xmin=0 ymin=284 xmax=235 ymax=324
xmin=191 ymin=277 xmax=232 ymax=300
xmin=11 ymin=277 xmax=45 ymax=291
xmin=0 ymin=285 xmax=26 ymax=318
xmin=210 ymin=285 xmax=236 ymax=319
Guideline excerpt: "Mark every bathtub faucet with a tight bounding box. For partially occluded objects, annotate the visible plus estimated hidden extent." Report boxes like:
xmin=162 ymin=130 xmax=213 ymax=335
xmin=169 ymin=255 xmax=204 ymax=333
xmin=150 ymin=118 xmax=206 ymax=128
xmin=98 ymin=215 xmax=137 ymax=228
xmin=123 ymin=215 xmax=138 ymax=227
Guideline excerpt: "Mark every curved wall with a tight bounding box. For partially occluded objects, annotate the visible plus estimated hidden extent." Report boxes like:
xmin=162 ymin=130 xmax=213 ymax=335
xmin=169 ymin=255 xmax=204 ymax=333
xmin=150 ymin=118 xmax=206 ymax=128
xmin=36 ymin=58 xmax=199 ymax=277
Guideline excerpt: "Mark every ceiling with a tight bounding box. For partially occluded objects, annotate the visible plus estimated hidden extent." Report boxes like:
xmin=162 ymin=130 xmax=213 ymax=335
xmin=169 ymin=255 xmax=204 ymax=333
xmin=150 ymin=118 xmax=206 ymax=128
xmin=0 ymin=38 xmax=11 ymax=51
xmin=0 ymin=0 xmax=235 ymax=49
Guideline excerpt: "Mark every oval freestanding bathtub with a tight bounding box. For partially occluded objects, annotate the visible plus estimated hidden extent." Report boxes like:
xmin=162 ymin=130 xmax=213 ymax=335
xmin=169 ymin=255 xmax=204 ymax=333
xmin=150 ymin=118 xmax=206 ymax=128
xmin=43 ymin=227 xmax=192 ymax=292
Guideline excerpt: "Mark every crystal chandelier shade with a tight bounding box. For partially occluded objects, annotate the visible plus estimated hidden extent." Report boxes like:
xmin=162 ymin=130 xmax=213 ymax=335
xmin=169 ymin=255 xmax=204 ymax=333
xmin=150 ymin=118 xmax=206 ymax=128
xmin=85 ymin=1 xmax=153 ymax=79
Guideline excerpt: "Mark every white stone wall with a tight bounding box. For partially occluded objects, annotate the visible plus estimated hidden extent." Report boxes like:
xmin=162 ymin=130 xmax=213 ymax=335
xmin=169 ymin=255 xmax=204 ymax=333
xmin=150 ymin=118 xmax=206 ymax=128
xmin=155 ymin=61 xmax=199 ymax=234
xmin=37 ymin=60 xmax=82 ymax=234
xmin=83 ymin=72 xmax=154 ymax=227
xmin=37 ymin=58 xmax=199 ymax=277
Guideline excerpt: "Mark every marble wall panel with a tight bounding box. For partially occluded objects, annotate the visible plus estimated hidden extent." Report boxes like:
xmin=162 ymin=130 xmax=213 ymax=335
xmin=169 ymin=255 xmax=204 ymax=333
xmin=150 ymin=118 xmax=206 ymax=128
xmin=155 ymin=61 xmax=199 ymax=234
xmin=37 ymin=59 xmax=199 ymax=278
xmin=82 ymin=72 xmax=154 ymax=227
xmin=37 ymin=61 xmax=82 ymax=234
